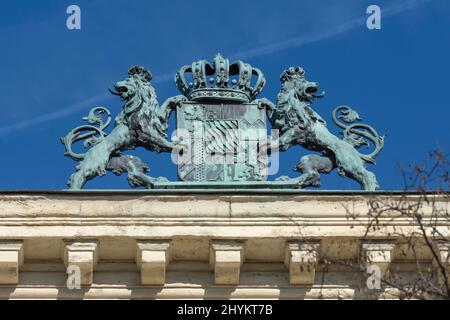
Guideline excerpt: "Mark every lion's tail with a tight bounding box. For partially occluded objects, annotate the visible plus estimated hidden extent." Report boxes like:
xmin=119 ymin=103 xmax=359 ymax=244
xmin=61 ymin=106 xmax=112 ymax=161
xmin=332 ymin=105 xmax=385 ymax=164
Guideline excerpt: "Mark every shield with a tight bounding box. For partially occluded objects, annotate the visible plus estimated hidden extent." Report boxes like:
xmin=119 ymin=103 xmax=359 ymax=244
xmin=176 ymin=102 xmax=268 ymax=182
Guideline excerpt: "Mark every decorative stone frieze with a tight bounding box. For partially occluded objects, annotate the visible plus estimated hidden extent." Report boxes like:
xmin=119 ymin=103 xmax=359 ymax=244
xmin=284 ymin=240 xmax=320 ymax=285
xmin=0 ymin=241 xmax=23 ymax=284
xmin=63 ymin=240 xmax=98 ymax=286
xmin=136 ymin=240 xmax=171 ymax=285
xmin=0 ymin=191 xmax=447 ymax=299
xmin=434 ymin=241 xmax=450 ymax=285
xmin=209 ymin=240 xmax=244 ymax=285
xmin=361 ymin=241 xmax=396 ymax=277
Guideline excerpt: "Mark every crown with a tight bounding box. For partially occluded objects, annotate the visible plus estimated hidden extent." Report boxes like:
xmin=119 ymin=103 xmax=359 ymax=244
xmin=175 ymin=53 xmax=265 ymax=103
xmin=128 ymin=66 xmax=152 ymax=81
xmin=280 ymin=66 xmax=305 ymax=82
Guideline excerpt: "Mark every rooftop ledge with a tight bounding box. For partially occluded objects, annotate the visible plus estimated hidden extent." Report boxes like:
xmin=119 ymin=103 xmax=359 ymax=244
xmin=0 ymin=190 xmax=447 ymax=232
xmin=0 ymin=189 xmax=447 ymax=195
xmin=0 ymin=189 xmax=448 ymax=299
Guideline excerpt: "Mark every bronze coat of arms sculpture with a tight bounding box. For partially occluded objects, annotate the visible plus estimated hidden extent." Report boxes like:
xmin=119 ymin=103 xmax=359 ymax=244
xmin=61 ymin=54 xmax=384 ymax=190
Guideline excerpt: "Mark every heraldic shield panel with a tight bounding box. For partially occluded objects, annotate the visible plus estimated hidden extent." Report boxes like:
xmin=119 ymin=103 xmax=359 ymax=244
xmin=176 ymin=102 xmax=268 ymax=182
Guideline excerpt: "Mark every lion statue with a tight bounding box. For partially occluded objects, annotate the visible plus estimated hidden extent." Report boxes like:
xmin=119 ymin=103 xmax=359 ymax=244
xmin=61 ymin=66 xmax=186 ymax=189
xmin=258 ymin=66 xmax=384 ymax=190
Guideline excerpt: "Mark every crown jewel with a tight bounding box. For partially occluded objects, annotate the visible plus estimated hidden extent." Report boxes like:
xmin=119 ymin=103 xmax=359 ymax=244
xmin=175 ymin=53 xmax=265 ymax=103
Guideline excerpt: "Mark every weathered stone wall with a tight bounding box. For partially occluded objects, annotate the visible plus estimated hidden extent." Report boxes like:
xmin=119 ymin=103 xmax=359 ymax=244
xmin=0 ymin=190 xmax=448 ymax=299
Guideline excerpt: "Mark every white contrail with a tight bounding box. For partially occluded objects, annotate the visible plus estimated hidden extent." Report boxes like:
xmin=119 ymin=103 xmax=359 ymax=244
xmin=230 ymin=0 xmax=432 ymax=60
xmin=0 ymin=93 xmax=108 ymax=136
xmin=0 ymin=0 xmax=432 ymax=136
xmin=0 ymin=72 xmax=174 ymax=136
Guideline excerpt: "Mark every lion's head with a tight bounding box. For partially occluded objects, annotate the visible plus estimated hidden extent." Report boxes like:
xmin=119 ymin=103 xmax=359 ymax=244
xmin=279 ymin=66 xmax=325 ymax=103
xmin=109 ymin=66 xmax=157 ymax=120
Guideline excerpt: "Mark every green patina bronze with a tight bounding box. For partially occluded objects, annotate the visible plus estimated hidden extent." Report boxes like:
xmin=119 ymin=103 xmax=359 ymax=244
xmin=258 ymin=66 xmax=384 ymax=190
xmin=61 ymin=54 xmax=384 ymax=190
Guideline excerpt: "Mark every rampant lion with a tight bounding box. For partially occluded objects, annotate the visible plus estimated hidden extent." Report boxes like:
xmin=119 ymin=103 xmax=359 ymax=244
xmin=259 ymin=66 xmax=384 ymax=190
xmin=61 ymin=66 xmax=186 ymax=189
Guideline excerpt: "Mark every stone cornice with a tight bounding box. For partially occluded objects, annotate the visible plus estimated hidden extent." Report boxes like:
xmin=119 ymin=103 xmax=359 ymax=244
xmin=0 ymin=191 xmax=448 ymax=299
xmin=0 ymin=192 xmax=448 ymax=231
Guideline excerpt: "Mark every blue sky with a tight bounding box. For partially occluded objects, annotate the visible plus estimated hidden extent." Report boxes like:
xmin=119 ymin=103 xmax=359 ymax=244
xmin=0 ymin=0 xmax=448 ymax=190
